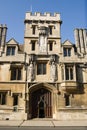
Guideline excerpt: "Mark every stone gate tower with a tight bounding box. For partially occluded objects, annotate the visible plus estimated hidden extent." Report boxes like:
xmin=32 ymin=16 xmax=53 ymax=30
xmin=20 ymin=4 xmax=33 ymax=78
xmin=24 ymin=12 xmax=62 ymax=119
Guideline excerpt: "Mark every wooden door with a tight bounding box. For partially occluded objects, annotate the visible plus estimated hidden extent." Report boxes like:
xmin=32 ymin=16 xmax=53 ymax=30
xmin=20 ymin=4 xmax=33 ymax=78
xmin=31 ymin=88 xmax=52 ymax=118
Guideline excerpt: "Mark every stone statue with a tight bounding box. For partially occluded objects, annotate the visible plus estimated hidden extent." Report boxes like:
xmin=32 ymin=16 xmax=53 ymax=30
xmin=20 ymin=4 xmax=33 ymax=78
xmin=50 ymin=61 xmax=57 ymax=82
xmin=39 ymin=34 xmax=47 ymax=53
xmin=28 ymin=61 xmax=34 ymax=81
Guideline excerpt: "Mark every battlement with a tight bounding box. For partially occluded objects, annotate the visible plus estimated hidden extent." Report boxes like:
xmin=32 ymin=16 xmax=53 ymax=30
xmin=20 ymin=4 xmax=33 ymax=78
xmin=25 ymin=12 xmax=61 ymax=22
xmin=0 ymin=24 xmax=7 ymax=28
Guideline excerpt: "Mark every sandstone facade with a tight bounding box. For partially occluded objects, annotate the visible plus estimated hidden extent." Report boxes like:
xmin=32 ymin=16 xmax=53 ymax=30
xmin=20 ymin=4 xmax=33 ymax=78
xmin=0 ymin=12 xmax=87 ymax=120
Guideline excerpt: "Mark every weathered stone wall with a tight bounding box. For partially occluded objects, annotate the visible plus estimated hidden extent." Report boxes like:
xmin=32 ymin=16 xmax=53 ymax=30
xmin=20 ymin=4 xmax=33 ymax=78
xmin=0 ymin=13 xmax=87 ymax=120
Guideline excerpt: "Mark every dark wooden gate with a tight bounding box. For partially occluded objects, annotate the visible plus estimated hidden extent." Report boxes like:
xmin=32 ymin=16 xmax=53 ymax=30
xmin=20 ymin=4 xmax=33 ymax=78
xmin=31 ymin=88 xmax=52 ymax=118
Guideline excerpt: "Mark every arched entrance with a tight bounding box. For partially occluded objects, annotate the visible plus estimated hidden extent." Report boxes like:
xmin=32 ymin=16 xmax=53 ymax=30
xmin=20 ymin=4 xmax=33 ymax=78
xmin=29 ymin=86 xmax=52 ymax=119
xmin=38 ymin=99 xmax=45 ymax=118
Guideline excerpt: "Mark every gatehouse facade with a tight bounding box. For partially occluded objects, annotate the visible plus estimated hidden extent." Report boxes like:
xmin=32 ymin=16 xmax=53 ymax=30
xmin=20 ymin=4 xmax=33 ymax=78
xmin=0 ymin=12 xmax=87 ymax=120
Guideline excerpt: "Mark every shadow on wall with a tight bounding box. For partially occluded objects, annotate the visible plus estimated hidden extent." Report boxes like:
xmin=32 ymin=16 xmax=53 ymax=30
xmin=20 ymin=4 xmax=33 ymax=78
xmin=76 ymin=65 xmax=84 ymax=94
xmin=76 ymin=65 xmax=83 ymax=83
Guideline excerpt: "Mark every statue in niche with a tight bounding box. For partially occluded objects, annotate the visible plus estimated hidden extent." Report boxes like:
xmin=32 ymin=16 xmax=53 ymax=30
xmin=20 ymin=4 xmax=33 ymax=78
xmin=39 ymin=26 xmax=48 ymax=54
xmin=39 ymin=34 xmax=47 ymax=53
xmin=50 ymin=61 xmax=57 ymax=82
xmin=28 ymin=61 xmax=34 ymax=82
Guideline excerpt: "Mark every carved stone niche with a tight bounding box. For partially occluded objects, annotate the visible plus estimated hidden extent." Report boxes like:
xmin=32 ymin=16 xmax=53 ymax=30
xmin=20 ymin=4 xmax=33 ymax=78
xmin=29 ymin=54 xmax=36 ymax=64
xmin=39 ymin=26 xmax=48 ymax=35
xmin=50 ymin=54 xmax=56 ymax=64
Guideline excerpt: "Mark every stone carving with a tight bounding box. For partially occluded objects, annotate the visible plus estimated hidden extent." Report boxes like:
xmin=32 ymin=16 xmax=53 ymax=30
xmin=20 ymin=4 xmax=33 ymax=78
xmin=38 ymin=26 xmax=48 ymax=54
xmin=50 ymin=61 xmax=57 ymax=82
xmin=28 ymin=61 xmax=34 ymax=82
xmin=39 ymin=34 xmax=47 ymax=53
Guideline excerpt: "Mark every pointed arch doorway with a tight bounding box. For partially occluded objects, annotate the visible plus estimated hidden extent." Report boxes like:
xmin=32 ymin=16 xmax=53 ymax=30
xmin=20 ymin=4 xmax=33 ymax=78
xmin=29 ymin=87 xmax=52 ymax=119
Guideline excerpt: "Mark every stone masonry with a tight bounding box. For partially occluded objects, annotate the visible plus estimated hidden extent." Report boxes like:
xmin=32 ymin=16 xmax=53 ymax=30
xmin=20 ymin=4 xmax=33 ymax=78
xmin=0 ymin=12 xmax=87 ymax=120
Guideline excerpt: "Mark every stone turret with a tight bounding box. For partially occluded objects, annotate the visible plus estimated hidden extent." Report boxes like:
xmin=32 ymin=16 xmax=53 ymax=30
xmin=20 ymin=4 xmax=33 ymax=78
xmin=83 ymin=29 xmax=87 ymax=53
xmin=0 ymin=24 xmax=7 ymax=55
xmin=74 ymin=28 xmax=87 ymax=55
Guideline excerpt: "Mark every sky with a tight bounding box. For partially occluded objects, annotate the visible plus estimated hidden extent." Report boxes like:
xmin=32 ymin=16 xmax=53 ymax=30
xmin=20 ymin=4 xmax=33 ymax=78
xmin=0 ymin=0 xmax=86 ymax=44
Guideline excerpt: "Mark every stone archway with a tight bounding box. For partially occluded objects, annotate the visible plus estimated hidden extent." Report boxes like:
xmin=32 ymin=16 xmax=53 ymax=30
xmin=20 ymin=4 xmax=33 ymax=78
xmin=28 ymin=83 xmax=56 ymax=119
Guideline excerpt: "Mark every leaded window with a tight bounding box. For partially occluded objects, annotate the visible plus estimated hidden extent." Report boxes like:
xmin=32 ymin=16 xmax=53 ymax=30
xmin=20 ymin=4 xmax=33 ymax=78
xmin=31 ymin=41 xmax=35 ymax=51
xmin=0 ymin=92 xmax=7 ymax=105
xmin=63 ymin=48 xmax=71 ymax=57
xmin=6 ymin=46 xmax=15 ymax=56
xmin=11 ymin=67 xmax=22 ymax=80
xmin=65 ymin=66 xmax=73 ymax=80
xmin=37 ymin=63 xmax=46 ymax=75
xmin=13 ymin=94 xmax=18 ymax=106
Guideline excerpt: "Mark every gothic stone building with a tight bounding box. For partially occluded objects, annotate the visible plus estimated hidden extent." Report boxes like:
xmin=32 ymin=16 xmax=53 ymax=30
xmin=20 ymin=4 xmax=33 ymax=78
xmin=0 ymin=12 xmax=87 ymax=120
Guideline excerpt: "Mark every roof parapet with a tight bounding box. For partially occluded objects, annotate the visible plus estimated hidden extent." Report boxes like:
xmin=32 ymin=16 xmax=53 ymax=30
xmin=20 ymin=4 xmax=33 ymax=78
xmin=25 ymin=12 xmax=61 ymax=21
xmin=0 ymin=24 xmax=7 ymax=28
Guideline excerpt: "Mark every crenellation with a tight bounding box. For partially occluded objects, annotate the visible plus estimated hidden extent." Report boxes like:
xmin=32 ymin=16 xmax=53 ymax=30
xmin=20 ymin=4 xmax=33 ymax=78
xmin=0 ymin=24 xmax=3 ymax=28
xmin=3 ymin=24 xmax=7 ymax=28
xmin=0 ymin=24 xmax=7 ymax=28
xmin=25 ymin=12 xmax=61 ymax=22
xmin=35 ymin=12 xmax=41 ymax=16
xmin=44 ymin=12 xmax=51 ymax=16
xmin=26 ymin=12 xmax=60 ymax=17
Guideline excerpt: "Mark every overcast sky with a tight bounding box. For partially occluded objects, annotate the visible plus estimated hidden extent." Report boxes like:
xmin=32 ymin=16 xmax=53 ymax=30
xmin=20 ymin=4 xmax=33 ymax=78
xmin=0 ymin=0 xmax=86 ymax=44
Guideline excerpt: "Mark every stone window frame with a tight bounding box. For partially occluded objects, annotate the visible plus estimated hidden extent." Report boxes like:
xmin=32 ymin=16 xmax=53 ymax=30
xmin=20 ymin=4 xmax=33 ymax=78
xmin=12 ymin=93 xmax=22 ymax=106
xmin=10 ymin=65 xmax=23 ymax=81
xmin=32 ymin=25 xmax=36 ymax=35
xmin=65 ymin=65 xmax=73 ymax=80
xmin=37 ymin=62 xmax=47 ymax=75
xmin=61 ymin=64 xmax=76 ymax=81
xmin=63 ymin=47 xmax=71 ymax=57
xmin=48 ymin=41 xmax=53 ymax=51
xmin=49 ymin=26 xmax=53 ymax=35
xmin=64 ymin=93 xmax=70 ymax=106
xmin=6 ymin=46 xmax=16 ymax=56
xmin=31 ymin=40 xmax=36 ymax=51
xmin=13 ymin=93 xmax=19 ymax=106
xmin=0 ymin=91 xmax=7 ymax=105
